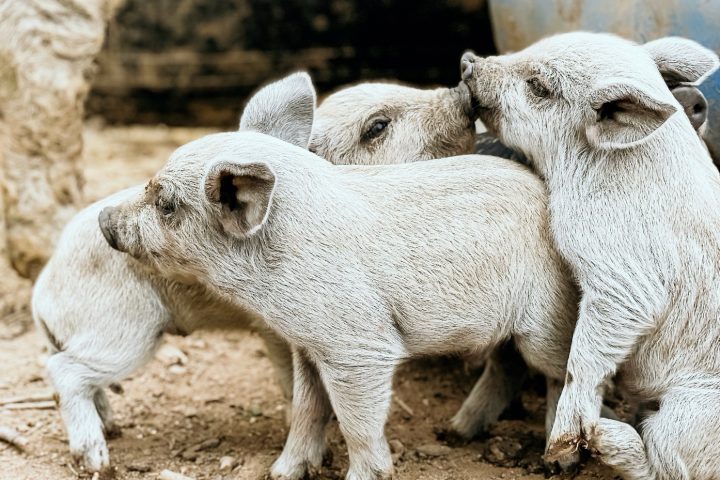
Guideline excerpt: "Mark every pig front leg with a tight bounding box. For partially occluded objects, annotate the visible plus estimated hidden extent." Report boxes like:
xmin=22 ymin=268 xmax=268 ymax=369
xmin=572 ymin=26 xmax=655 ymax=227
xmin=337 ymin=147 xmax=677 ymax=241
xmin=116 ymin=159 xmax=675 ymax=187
xmin=270 ymin=348 xmax=332 ymax=480
xmin=451 ymin=343 xmax=527 ymax=439
xmin=546 ymin=291 xmax=656 ymax=465
xmin=316 ymin=355 xmax=397 ymax=480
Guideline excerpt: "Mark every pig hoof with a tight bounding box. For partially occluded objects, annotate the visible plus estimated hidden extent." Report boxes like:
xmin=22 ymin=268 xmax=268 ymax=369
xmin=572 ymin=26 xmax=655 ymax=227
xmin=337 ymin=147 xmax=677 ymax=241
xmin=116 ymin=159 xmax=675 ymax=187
xmin=447 ymin=415 xmax=491 ymax=443
xmin=433 ymin=427 xmax=472 ymax=447
xmin=269 ymin=459 xmax=309 ymax=480
xmin=544 ymin=433 xmax=586 ymax=466
xmin=103 ymin=422 xmax=122 ymax=440
xmin=71 ymin=439 xmax=110 ymax=473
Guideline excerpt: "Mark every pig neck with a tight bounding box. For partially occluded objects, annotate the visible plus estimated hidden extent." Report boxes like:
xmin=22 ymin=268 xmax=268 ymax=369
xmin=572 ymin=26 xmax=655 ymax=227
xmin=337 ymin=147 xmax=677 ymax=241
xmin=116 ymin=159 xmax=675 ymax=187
xmin=543 ymin=114 xmax=714 ymax=201
xmin=202 ymin=164 xmax=366 ymax=321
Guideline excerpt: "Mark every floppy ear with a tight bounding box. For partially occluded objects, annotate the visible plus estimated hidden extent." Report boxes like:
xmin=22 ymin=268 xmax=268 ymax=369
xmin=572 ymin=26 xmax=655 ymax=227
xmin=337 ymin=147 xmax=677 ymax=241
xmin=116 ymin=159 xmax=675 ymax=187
xmin=204 ymin=160 xmax=276 ymax=238
xmin=586 ymin=79 xmax=677 ymax=150
xmin=644 ymin=37 xmax=720 ymax=87
xmin=239 ymin=72 xmax=316 ymax=149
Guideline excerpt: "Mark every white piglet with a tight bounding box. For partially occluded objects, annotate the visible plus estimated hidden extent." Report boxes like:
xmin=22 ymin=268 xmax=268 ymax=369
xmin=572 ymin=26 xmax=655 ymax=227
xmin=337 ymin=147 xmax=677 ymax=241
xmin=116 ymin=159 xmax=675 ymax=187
xmin=462 ymin=32 xmax=720 ymax=479
xmin=98 ymin=75 xmax=577 ymax=480
xmin=32 ymin=73 xmax=522 ymax=473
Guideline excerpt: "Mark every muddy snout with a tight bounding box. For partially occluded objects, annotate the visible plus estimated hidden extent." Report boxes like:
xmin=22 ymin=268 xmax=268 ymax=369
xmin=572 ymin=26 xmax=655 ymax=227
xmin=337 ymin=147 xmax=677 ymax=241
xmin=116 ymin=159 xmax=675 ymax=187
xmin=671 ymin=86 xmax=708 ymax=132
xmin=99 ymin=207 xmax=121 ymax=251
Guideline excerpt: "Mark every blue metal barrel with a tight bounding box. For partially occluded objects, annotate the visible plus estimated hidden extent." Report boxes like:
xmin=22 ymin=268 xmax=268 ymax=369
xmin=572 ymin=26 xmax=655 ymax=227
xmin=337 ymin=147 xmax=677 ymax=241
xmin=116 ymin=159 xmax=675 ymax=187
xmin=488 ymin=0 xmax=720 ymax=156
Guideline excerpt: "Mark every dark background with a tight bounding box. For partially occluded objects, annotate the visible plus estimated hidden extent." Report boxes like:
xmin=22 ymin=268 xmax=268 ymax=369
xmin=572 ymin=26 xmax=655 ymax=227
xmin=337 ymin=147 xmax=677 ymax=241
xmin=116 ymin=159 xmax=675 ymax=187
xmin=87 ymin=0 xmax=498 ymax=126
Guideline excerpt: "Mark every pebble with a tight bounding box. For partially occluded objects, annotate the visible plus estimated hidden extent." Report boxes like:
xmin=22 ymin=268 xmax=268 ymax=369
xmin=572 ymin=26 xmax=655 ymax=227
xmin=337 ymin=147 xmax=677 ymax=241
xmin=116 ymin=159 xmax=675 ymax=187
xmin=389 ymin=439 xmax=405 ymax=454
xmin=168 ymin=365 xmax=188 ymax=375
xmin=126 ymin=462 xmax=151 ymax=473
xmin=219 ymin=455 xmax=238 ymax=471
xmin=416 ymin=443 xmax=452 ymax=458
xmin=389 ymin=439 xmax=405 ymax=464
xmin=159 ymin=470 xmax=195 ymax=480
xmin=197 ymin=437 xmax=221 ymax=451
xmin=157 ymin=344 xmax=189 ymax=366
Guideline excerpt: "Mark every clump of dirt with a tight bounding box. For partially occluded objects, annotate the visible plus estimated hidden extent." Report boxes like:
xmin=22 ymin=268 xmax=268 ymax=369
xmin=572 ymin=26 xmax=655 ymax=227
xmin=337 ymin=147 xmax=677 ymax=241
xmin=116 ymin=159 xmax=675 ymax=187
xmin=0 ymin=124 xmax=617 ymax=480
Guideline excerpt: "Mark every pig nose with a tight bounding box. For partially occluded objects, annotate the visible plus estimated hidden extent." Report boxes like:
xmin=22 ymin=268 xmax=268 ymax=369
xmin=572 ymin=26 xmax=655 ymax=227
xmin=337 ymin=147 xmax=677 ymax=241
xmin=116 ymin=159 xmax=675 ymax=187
xmin=461 ymin=51 xmax=477 ymax=81
xmin=672 ymin=86 xmax=708 ymax=132
xmin=99 ymin=207 xmax=120 ymax=251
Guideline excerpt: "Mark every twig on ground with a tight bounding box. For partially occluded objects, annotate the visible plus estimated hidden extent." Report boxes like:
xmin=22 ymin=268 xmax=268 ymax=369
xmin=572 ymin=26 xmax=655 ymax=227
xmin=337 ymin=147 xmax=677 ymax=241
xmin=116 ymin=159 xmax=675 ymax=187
xmin=3 ymin=400 xmax=56 ymax=410
xmin=0 ymin=390 xmax=54 ymax=406
xmin=394 ymin=396 xmax=414 ymax=416
xmin=0 ymin=426 xmax=29 ymax=451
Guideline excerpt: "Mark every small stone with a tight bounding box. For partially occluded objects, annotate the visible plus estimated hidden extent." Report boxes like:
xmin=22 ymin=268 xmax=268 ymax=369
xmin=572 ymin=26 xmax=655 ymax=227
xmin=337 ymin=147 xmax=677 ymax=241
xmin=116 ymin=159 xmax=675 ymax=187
xmin=157 ymin=344 xmax=188 ymax=366
xmin=248 ymin=405 xmax=263 ymax=417
xmin=168 ymin=365 xmax=187 ymax=375
xmin=416 ymin=443 xmax=451 ymax=457
xmin=181 ymin=450 xmax=198 ymax=461
xmin=219 ymin=456 xmax=238 ymax=471
xmin=126 ymin=463 xmax=151 ymax=473
xmin=159 ymin=470 xmax=195 ymax=480
xmin=389 ymin=439 xmax=405 ymax=455
xmin=197 ymin=437 xmax=221 ymax=451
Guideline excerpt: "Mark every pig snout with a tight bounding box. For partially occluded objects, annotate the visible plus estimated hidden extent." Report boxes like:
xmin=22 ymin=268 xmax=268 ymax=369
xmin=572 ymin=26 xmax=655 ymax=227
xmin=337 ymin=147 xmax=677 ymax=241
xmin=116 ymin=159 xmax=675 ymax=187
xmin=461 ymin=51 xmax=477 ymax=81
xmin=671 ymin=86 xmax=708 ymax=132
xmin=99 ymin=207 xmax=120 ymax=251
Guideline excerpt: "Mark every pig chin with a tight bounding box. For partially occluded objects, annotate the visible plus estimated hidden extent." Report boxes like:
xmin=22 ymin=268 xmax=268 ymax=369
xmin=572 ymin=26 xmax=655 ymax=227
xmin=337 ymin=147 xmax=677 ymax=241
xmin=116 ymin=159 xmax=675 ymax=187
xmin=476 ymin=107 xmax=501 ymax=136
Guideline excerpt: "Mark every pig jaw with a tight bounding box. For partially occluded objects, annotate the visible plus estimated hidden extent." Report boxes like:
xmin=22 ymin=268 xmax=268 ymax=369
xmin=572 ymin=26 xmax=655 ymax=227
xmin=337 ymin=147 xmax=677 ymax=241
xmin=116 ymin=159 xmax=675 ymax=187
xmin=460 ymin=53 xmax=506 ymax=137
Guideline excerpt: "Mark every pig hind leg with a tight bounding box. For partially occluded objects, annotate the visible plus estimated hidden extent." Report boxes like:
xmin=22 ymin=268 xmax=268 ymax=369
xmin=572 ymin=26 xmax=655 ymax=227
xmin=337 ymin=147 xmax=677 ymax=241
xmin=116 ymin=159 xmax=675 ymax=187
xmin=93 ymin=388 xmax=121 ymax=439
xmin=451 ymin=342 xmax=527 ymax=438
xmin=47 ymin=332 xmax=162 ymax=472
xmin=47 ymin=353 xmax=114 ymax=472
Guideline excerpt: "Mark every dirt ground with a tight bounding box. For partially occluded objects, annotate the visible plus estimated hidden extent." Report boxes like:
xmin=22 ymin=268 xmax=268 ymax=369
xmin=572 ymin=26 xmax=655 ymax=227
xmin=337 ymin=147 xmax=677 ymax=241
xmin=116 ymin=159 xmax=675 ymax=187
xmin=0 ymin=124 xmax=617 ymax=480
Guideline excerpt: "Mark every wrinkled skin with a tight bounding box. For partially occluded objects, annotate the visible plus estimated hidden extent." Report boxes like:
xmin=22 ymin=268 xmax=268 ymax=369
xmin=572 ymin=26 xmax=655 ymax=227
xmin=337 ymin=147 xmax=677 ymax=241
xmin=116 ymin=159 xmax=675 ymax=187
xmin=462 ymin=32 xmax=720 ymax=480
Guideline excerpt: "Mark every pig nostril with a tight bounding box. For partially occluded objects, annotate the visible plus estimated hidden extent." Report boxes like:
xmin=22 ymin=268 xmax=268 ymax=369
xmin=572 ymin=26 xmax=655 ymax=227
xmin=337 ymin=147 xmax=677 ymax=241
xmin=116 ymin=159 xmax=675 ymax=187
xmin=693 ymin=103 xmax=704 ymax=115
xmin=461 ymin=52 xmax=476 ymax=80
xmin=461 ymin=61 xmax=474 ymax=80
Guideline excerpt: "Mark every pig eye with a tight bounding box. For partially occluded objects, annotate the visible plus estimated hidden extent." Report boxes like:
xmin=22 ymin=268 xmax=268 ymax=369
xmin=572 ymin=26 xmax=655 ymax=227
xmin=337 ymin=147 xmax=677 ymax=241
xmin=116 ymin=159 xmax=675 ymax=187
xmin=364 ymin=118 xmax=390 ymax=140
xmin=155 ymin=199 xmax=175 ymax=217
xmin=527 ymin=77 xmax=551 ymax=98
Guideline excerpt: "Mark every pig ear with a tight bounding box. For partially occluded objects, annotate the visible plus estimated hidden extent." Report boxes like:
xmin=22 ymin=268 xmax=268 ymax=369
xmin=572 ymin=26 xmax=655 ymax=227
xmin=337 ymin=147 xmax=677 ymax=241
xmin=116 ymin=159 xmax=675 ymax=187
xmin=586 ymin=79 xmax=677 ymax=150
xmin=239 ymin=72 xmax=316 ymax=149
xmin=644 ymin=37 xmax=720 ymax=87
xmin=204 ymin=160 xmax=276 ymax=238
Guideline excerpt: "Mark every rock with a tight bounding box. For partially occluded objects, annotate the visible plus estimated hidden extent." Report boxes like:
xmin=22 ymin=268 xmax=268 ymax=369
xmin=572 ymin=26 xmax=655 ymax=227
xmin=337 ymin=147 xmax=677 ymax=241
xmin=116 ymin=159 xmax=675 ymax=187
xmin=126 ymin=462 xmax=151 ymax=473
xmin=483 ymin=436 xmax=527 ymax=467
xmin=168 ymin=365 xmax=187 ymax=375
xmin=389 ymin=439 xmax=405 ymax=455
xmin=219 ymin=456 xmax=238 ymax=472
xmin=416 ymin=443 xmax=452 ymax=458
xmin=157 ymin=344 xmax=188 ymax=366
xmin=197 ymin=437 xmax=221 ymax=451
xmin=159 ymin=470 xmax=195 ymax=480
xmin=181 ymin=450 xmax=198 ymax=461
